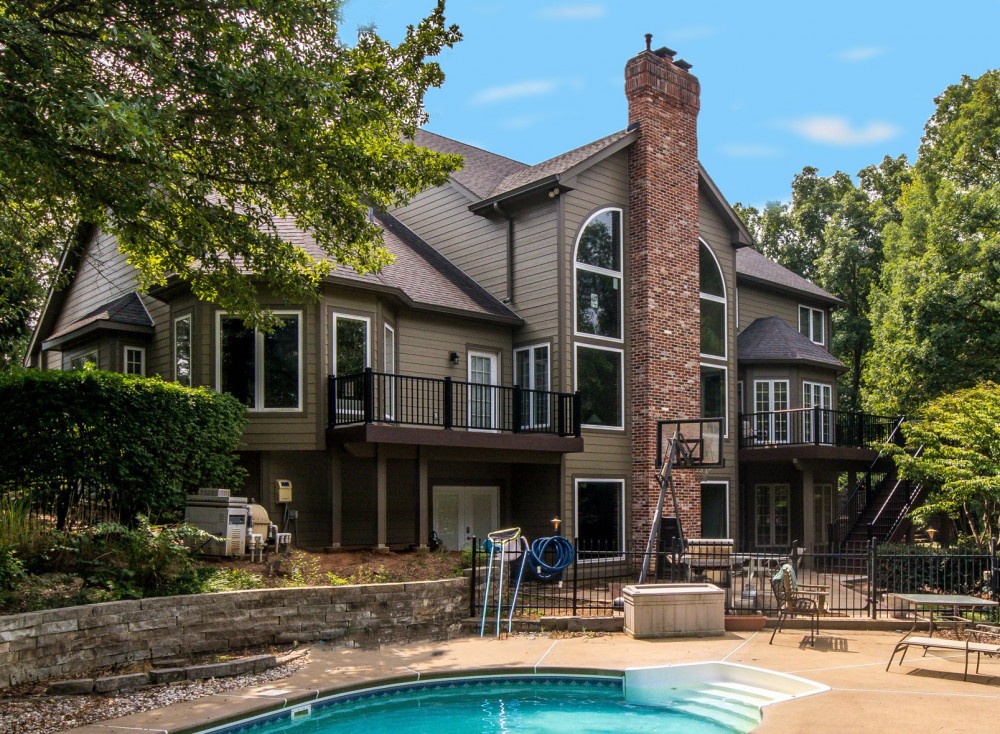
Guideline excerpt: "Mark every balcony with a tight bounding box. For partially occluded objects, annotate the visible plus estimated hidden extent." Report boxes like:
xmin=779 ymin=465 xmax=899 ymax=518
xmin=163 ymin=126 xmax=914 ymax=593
xmin=738 ymin=408 xmax=902 ymax=462
xmin=326 ymin=369 xmax=583 ymax=452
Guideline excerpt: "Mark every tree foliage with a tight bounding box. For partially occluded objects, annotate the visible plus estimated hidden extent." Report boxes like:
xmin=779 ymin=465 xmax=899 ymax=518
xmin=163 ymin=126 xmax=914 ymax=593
xmin=735 ymin=157 xmax=911 ymax=411
xmin=0 ymin=369 xmax=248 ymax=525
xmin=896 ymin=382 xmax=1000 ymax=547
xmin=0 ymin=0 xmax=462 ymax=349
xmin=864 ymin=71 xmax=1000 ymax=415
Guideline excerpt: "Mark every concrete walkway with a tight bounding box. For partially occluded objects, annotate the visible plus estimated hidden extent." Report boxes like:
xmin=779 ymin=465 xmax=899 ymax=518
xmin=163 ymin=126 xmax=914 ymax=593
xmin=65 ymin=628 xmax=1000 ymax=733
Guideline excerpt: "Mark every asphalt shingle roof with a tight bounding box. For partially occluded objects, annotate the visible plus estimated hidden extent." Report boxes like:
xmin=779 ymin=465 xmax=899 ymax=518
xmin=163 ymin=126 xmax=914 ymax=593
xmin=736 ymin=248 xmax=840 ymax=305
xmin=737 ymin=316 xmax=845 ymax=372
xmin=46 ymin=291 xmax=152 ymax=341
xmin=413 ymin=130 xmax=527 ymax=200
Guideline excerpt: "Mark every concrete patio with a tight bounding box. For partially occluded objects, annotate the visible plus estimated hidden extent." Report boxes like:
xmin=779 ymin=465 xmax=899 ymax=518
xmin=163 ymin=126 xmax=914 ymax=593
xmin=62 ymin=627 xmax=1000 ymax=733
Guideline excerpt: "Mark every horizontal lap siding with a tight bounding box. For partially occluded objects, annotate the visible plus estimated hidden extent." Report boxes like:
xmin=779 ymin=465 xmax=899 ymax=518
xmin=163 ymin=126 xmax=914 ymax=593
xmin=510 ymin=199 xmax=558 ymax=359
xmin=392 ymin=185 xmax=509 ymax=301
xmin=560 ymin=152 xmax=632 ymax=543
xmin=143 ymin=296 xmax=170 ymax=378
xmin=738 ymin=285 xmax=799 ymax=331
xmin=52 ymin=230 xmax=139 ymax=333
xmin=397 ymin=312 xmax=511 ymax=384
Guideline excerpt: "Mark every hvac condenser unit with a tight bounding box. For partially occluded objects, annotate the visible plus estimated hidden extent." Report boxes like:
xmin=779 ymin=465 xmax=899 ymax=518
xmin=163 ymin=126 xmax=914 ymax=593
xmin=184 ymin=490 xmax=248 ymax=556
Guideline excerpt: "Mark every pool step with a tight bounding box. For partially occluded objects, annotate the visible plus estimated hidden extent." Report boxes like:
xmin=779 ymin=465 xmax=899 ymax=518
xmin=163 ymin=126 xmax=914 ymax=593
xmin=668 ymin=693 xmax=760 ymax=732
xmin=701 ymin=680 xmax=783 ymax=706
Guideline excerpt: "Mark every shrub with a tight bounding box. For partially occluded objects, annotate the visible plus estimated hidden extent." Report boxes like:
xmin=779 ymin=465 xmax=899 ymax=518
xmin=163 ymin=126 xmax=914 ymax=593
xmin=200 ymin=567 xmax=267 ymax=592
xmin=0 ymin=547 xmax=25 ymax=590
xmin=0 ymin=369 xmax=247 ymax=525
xmin=0 ymin=494 xmax=52 ymax=563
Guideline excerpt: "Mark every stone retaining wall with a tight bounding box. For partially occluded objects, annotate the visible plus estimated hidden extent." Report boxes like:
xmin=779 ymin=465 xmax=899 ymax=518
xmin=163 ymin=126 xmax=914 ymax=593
xmin=0 ymin=578 xmax=469 ymax=688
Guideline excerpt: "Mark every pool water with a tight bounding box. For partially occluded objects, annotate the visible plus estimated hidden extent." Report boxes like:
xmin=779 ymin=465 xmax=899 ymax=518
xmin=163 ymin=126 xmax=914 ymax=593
xmin=220 ymin=677 xmax=760 ymax=734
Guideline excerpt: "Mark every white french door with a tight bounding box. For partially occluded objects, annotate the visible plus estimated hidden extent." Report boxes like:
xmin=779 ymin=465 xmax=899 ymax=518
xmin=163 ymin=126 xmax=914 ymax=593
xmin=802 ymin=381 xmax=833 ymax=443
xmin=755 ymin=483 xmax=789 ymax=549
xmin=754 ymin=380 xmax=789 ymax=444
xmin=468 ymin=351 xmax=498 ymax=430
xmin=432 ymin=486 xmax=499 ymax=551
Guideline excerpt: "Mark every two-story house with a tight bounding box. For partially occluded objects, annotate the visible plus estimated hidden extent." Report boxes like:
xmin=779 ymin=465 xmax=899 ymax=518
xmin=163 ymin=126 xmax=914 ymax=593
xmin=26 ymin=40 xmax=901 ymax=556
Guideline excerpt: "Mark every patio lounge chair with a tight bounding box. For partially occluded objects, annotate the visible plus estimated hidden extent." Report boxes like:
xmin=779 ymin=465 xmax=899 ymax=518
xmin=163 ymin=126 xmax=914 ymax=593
xmin=769 ymin=563 xmax=827 ymax=645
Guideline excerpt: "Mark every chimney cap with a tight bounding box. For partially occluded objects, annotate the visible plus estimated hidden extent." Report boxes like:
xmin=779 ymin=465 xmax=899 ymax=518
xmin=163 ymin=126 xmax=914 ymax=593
xmin=675 ymin=58 xmax=693 ymax=71
xmin=653 ymin=46 xmax=677 ymax=59
xmin=644 ymin=33 xmax=652 ymax=51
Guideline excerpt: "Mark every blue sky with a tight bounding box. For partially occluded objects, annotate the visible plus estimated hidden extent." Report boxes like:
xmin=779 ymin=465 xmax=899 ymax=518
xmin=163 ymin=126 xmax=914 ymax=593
xmin=341 ymin=1 xmax=1000 ymax=207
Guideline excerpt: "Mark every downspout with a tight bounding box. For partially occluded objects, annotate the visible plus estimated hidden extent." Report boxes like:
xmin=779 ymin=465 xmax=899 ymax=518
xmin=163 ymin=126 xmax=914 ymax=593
xmin=493 ymin=202 xmax=514 ymax=304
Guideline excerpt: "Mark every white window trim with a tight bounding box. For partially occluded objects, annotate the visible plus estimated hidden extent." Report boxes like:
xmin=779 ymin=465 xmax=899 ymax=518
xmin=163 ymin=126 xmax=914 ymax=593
xmin=799 ymin=305 xmax=825 ymax=346
xmin=700 ymin=480 xmax=730 ymax=538
xmin=574 ymin=342 xmax=625 ymax=431
xmin=173 ymin=314 xmax=192 ymax=386
xmin=331 ymin=312 xmax=372 ymax=376
xmin=383 ymin=323 xmax=395 ymax=421
xmin=802 ymin=380 xmax=834 ymax=444
xmin=573 ymin=207 xmax=624 ymax=344
xmin=753 ymin=379 xmax=790 ymax=444
xmin=574 ymin=477 xmax=626 ymax=562
xmin=514 ymin=342 xmax=552 ymax=429
xmin=700 ymin=361 xmax=729 ymax=438
xmin=123 ymin=346 xmax=145 ymax=376
xmin=699 ymin=239 xmax=728 ymax=360
xmin=215 ymin=310 xmax=303 ymax=412
xmin=467 ymin=349 xmax=500 ymax=432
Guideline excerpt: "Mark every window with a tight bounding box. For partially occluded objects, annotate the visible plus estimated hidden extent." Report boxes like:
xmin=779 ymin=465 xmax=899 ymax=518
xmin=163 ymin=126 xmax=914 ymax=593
xmin=701 ymin=364 xmax=727 ymax=422
xmin=383 ymin=324 xmax=395 ymax=420
xmin=575 ymin=479 xmax=624 ymax=556
xmin=802 ymin=381 xmax=833 ymax=443
xmin=754 ymin=379 xmax=789 ymax=443
xmin=124 ymin=346 xmax=145 ymax=376
xmin=799 ymin=305 xmax=825 ymax=345
xmin=575 ymin=344 xmax=623 ymax=429
xmin=755 ymin=483 xmax=789 ymax=549
xmin=467 ymin=351 xmax=498 ymax=430
xmin=514 ymin=343 xmax=550 ymax=429
xmin=332 ymin=314 xmax=370 ymax=376
xmin=216 ymin=311 xmax=301 ymax=410
xmin=574 ymin=209 xmax=623 ymax=340
xmin=69 ymin=351 xmax=97 ymax=370
xmin=700 ymin=242 xmax=726 ymax=358
xmin=174 ymin=315 xmax=192 ymax=387
xmin=701 ymin=482 xmax=729 ymax=538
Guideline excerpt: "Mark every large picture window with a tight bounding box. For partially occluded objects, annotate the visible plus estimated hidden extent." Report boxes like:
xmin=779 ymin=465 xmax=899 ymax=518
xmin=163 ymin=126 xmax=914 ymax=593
xmin=332 ymin=314 xmax=370 ymax=375
xmin=575 ymin=479 xmax=624 ymax=557
xmin=217 ymin=311 xmax=301 ymax=411
xmin=575 ymin=344 xmax=623 ymax=429
xmin=701 ymin=364 xmax=727 ymax=422
xmin=174 ymin=315 xmax=191 ymax=386
xmin=700 ymin=242 xmax=726 ymax=358
xmin=575 ymin=209 xmax=623 ymax=340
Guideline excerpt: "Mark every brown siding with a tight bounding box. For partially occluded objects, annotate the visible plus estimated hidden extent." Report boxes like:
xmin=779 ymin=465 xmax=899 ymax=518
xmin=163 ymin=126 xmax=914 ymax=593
xmin=738 ymin=283 xmax=801 ymax=331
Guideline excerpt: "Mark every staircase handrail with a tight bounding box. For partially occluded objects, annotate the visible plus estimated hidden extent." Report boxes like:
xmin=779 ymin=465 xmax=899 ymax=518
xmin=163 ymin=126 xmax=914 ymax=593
xmin=830 ymin=414 xmax=906 ymax=551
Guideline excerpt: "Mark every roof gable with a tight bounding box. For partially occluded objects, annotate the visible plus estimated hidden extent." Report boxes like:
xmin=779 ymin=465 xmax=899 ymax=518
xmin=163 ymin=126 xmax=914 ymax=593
xmin=736 ymin=248 xmax=841 ymax=305
xmin=737 ymin=316 xmax=845 ymax=372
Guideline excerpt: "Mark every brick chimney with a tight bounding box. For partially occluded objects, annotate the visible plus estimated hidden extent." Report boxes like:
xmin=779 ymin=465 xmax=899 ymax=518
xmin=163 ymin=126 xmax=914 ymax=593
xmin=625 ymin=38 xmax=702 ymax=548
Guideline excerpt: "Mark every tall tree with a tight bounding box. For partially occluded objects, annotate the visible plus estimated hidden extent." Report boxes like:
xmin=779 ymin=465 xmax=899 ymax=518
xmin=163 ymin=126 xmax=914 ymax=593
xmin=0 ymin=0 xmax=462 ymax=362
xmin=864 ymin=71 xmax=1000 ymax=416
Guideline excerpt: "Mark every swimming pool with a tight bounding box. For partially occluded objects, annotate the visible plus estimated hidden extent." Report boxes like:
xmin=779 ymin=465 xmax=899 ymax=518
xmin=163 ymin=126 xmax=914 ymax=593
xmin=203 ymin=663 xmax=828 ymax=734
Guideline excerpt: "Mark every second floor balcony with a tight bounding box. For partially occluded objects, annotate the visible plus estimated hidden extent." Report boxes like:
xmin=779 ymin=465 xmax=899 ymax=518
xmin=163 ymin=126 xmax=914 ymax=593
xmin=738 ymin=408 xmax=902 ymax=462
xmin=327 ymin=369 xmax=583 ymax=452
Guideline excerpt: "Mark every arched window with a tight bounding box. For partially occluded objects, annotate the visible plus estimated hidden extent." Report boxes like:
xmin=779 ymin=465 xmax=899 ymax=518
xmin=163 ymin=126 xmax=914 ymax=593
xmin=574 ymin=209 xmax=622 ymax=340
xmin=700 ymin=241 xmax=726 ymax=358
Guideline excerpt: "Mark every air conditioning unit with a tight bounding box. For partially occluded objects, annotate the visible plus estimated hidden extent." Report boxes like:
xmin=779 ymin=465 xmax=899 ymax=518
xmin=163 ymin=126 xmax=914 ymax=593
xmin=184 ymin=492 xmax=248 ymax=556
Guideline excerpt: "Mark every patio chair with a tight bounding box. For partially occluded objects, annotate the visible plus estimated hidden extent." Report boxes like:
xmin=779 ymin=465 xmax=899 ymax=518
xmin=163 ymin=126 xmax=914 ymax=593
xmin=769 ymin=563 xmax=823 ymax=645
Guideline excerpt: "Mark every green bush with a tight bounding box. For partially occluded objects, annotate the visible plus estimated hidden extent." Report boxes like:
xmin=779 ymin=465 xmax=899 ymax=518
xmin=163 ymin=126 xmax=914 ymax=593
xmin=47 ymin=519 xmax=208 ymax=599
xmin=0 ymin=547 xmax=25 ymax=590
xmin=0 ymin=494 xmax=53 ymax=564
xmin=0 ymin=369 xmax=247 ymax=525
xmin=199 ymin=567 xmax=267 ymax=592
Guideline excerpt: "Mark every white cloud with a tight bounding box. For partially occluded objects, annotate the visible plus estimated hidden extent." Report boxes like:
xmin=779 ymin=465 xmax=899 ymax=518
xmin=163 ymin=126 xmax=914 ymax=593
xmin=720 ymin=144 xmax=781 ymax=159
xmin=472 ymin=80 xmax=559 ymax=105
xmin=500 ymin=114 xmax=548 ymax=131
xmin=537 ymin=4 xmax=606 ymax=20
xmin=837 ymin=46 xmax=888 ymax=62
xmin=785 ymin=116 xmax=900 ymax=146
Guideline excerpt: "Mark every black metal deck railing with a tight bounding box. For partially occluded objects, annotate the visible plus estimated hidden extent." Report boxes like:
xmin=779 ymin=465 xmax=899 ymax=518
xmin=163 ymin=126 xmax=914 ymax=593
xmin=738 ymin=408 xmax=901 ymax=449
xmin=469 ymin=538 xmax=1000 ymax=620
xmin=328 ymin=369 xmax=581 ymax=437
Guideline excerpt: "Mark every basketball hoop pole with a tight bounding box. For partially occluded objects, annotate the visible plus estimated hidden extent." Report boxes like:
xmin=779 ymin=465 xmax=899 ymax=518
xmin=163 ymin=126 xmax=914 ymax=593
xmin=638 ymin=429 xmax=691 ymax=584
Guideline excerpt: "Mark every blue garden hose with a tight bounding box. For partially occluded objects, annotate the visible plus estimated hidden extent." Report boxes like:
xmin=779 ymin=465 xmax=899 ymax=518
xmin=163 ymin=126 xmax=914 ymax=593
xmin=529 ymin=536 xmax=575 ymax=580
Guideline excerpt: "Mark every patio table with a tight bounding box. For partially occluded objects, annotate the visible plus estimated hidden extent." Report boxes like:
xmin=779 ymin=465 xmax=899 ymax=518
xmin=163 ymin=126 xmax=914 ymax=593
xmin=893 ymin=593 xmax=998 ymax=639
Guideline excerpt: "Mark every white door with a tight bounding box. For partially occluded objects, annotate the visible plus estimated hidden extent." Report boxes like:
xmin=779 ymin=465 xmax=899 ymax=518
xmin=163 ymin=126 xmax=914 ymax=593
xmin=754 ymin=380 xmax=789 ymax=443
xmin=468 ymin=351 xmax=498 ymax=430
xmin=802 ymin=381 xmax=833 ymax=443
xmin=432 ymin=486 xmax=499 ymax=551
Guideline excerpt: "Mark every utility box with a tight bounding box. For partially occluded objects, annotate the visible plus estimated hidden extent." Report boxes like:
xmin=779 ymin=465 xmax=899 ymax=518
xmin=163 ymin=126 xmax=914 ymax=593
xmin=185 ymin=491 xmax=248 ymax=556
xmin=622 ymin=583 xmax=725 ymax=639
xmin=275 ymin=479 xmax=293 ymax=504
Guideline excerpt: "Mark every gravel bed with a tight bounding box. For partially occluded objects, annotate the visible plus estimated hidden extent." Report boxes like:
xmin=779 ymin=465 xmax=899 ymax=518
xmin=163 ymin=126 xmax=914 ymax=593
xmin=0 ymin=652 xmax=310 ymax=734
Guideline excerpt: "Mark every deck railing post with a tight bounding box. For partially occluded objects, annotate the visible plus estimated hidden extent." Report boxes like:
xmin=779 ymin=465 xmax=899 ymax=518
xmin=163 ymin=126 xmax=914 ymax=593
xmin=363 ymin=368 xmax=374 ymax=424
xmin=573 ymin=392 xmax=582 ymax=438
xmin=512 ymin=385 xmax=522 ymax=434
xmin=443 ymin=376 xmax=453 ymax=430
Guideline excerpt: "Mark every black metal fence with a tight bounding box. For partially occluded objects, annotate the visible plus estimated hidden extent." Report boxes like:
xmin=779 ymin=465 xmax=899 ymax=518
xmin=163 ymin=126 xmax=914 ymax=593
xmin=470 ymin=538 xmax=1000 ymax=621
xmin=328 ymin=369 xmax=581 ymax=437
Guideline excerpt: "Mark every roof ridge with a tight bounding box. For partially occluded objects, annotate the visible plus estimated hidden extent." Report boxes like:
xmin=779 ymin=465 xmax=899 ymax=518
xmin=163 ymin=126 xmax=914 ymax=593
xmin=415 ymin=129 xmax=528 ymax=168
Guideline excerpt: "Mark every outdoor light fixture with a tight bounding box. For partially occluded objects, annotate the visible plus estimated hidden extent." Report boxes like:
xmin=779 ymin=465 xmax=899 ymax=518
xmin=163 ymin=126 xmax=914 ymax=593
xmin=548 ymin=187 xmax=560 ymax=198
xmin=449 ymin=351 xmax=460 ymax=366
xmin=551 ymin=517 xmax=562 ymax=534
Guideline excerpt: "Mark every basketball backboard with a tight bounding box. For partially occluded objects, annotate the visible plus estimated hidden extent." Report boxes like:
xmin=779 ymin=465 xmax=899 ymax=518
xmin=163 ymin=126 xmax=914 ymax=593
xmin=656 ymin=418 xmax=724 ymax=468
